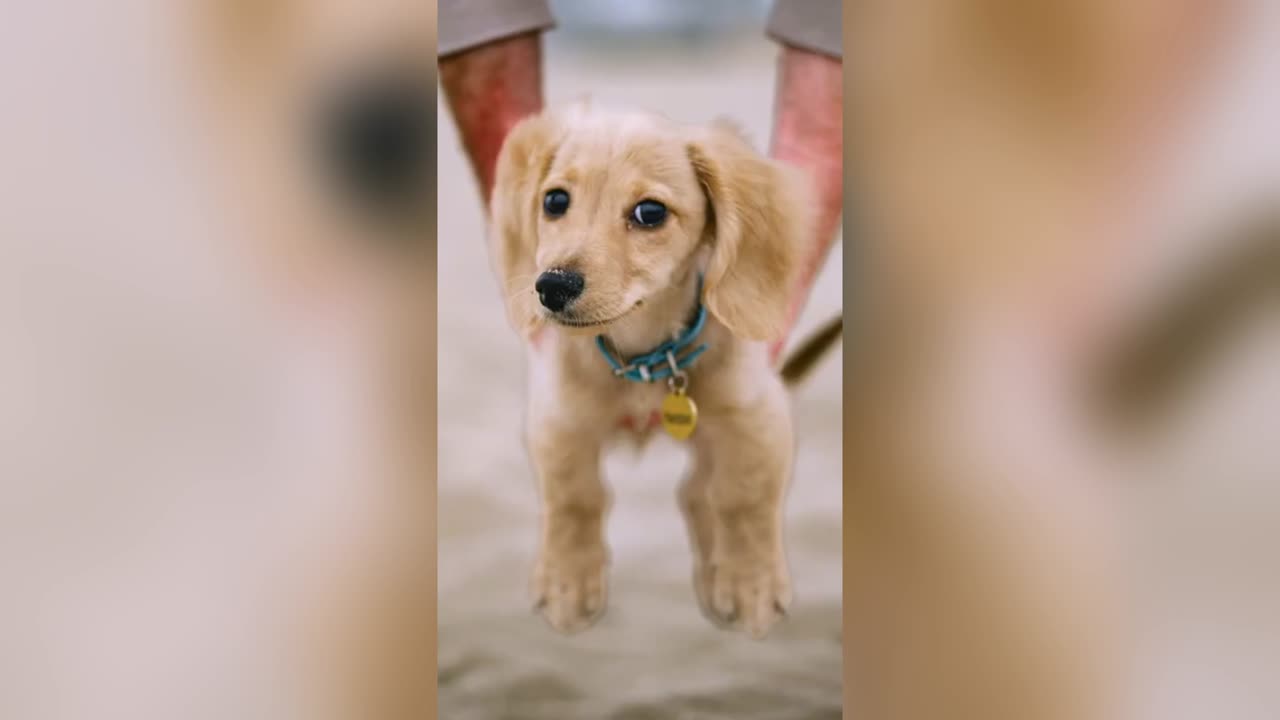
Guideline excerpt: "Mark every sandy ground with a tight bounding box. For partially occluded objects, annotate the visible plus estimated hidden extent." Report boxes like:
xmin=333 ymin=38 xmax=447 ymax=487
xmin=436 ymin=34 xmax=845 ymax=720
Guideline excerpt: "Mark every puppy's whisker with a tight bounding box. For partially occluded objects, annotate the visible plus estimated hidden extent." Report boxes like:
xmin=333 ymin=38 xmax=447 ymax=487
xmin=505 ymin=281 xmax=536 ymax=303
xmin=506 ymin=271 xmax=540 ymax=286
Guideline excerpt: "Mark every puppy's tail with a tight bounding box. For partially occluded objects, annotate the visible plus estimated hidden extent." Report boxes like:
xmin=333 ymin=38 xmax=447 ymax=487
xmin=780 ymin=314 xmax=844 ymax=386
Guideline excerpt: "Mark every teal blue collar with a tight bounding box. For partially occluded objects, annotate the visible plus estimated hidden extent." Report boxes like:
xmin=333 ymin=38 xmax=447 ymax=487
xmin=594 ymin=276 xmax=709 ymax=384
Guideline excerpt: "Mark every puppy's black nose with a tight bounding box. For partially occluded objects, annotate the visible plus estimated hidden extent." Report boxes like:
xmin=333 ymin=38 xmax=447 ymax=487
xmin=535 ymin=269 xmax=585 ymax=312
xmin=321 ymin=70 xmax=430 ymax=213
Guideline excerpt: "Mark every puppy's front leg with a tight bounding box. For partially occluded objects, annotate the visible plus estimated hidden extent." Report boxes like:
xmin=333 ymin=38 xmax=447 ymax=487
xmin=697 ymin=382 xmax=794 ymax=639
xmin=526 ymin=419 xmax=609 ymax=634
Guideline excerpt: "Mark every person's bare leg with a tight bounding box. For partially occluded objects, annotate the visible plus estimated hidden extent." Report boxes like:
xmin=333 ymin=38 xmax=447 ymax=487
xmin=768 ymin=45 xmax=843 ymax=364
xmin=439 ymin=33 xmax=544 ymax=206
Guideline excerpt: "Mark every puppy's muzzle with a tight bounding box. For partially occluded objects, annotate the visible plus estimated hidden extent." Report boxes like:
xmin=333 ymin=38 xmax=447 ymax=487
xmin=535 ymin=269 xmax=585 ymax=312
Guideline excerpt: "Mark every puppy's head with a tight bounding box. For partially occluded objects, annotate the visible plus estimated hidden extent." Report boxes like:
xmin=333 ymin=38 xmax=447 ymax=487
xmin=491 ymin=104 xmax=808 ymax=341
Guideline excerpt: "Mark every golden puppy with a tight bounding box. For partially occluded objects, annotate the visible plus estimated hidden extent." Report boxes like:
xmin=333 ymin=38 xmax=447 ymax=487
xmin=490 ymin=102 xmax=825 ymax=638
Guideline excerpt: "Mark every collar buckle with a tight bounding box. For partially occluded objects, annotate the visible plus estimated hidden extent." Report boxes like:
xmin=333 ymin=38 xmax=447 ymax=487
xmin=593 ymin=274 xmax=710 ymax=385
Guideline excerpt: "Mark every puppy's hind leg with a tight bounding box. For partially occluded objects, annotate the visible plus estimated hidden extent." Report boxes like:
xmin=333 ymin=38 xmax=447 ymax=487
xmin=526 ymin=422 xmax=610 ymax=634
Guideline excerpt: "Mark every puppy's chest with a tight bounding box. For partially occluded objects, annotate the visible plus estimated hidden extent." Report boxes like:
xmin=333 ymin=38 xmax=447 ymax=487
xmin=610 ymin=381 xmax=671 ymax=434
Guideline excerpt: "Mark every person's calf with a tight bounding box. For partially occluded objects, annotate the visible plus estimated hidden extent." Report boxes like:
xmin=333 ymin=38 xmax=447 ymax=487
xmin=768 ymin=45 xmax=844 ymax=363
xmin=440 ymin=32 xmax=545 ymax=205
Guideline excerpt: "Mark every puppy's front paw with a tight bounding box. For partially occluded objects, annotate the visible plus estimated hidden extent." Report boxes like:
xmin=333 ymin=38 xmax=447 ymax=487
xmin=530 ymin=550 xmax=608 ymax=634
xmin=698 ymin=554 xmax=792 ymax=639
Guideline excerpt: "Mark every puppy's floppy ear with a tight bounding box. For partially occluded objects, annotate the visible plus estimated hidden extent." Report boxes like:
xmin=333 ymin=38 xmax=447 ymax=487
xmin=490 ymin=111 xmax=562 ymax=336
xmin=687 ymin=120 xmax=810 ymax=341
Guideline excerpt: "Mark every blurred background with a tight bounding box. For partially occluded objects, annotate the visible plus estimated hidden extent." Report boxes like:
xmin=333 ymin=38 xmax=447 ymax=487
xmin=2 ymin=1 xmax=436 ymax=718
xmin=842 ymin=2 xmax=1280 ymax=718
xmin=436 ymin=2 xmax=843 ymax=718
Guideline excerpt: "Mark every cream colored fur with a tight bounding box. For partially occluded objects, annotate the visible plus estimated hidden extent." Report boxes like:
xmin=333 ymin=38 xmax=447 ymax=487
xmin=490 ymin=103 xmax=812 ymax=638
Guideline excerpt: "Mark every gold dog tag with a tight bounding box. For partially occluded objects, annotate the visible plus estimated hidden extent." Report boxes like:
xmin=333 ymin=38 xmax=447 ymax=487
xmin=661 ymin=391 xmax=698 ymax=440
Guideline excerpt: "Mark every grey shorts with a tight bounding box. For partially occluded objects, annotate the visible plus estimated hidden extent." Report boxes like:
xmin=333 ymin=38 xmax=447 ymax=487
xmin=438 ymin=0 xmax=841 ymax=59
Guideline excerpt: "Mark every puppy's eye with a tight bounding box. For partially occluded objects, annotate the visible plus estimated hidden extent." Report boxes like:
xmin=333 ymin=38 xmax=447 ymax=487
xmin=631 ymin=200 xmax=667 ymax=228
xmin=543 ymin=189 xmax=570 ymax=217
